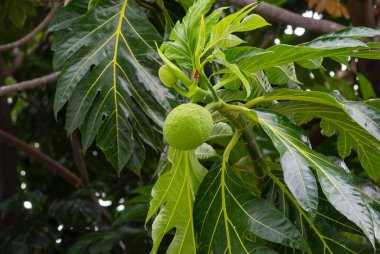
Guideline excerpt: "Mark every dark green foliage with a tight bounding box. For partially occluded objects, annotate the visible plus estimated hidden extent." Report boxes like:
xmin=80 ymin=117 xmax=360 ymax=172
xmin=1 ymin=0 xmax=380 ymax=253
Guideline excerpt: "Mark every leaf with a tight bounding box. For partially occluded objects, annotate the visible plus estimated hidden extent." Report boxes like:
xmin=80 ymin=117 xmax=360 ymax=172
xmin=250 ymin=71 xmax=272 ymax=97
xmin=88 ymin=0 xmax=104 ymax=10
xmin=265 ymin=63 xmax=301 ymax=85
xmin=356 ymin=73 xmax=376 ymax=100
xmin=194 ymin=162 xmax=309 ymax=253
xmin=68 ymin=227 xmax=140 ymax=254
xmin=257 ymin=110 xmax=379 ymax=247
xmin=229 ymin=29 xmax=380 ymax=78
xmin=224 ymin=46 xmax=271 ymax=64
xmin=178 ymin=0 xmax=195 ymax=10
xmin=0 ymin=0 xmax=36 ymax=27
xmin=161 ymin=0 xmax=214 ymax=69
xmin=215 ymin=48 xmax=272 ymax=97
xmin=257 ymin=110 xmax=318 ymax=218
xmin=48 ymin=1 xmax=87 ymax=32
xmin=113 ymin=204 xmax=148 ymax=227
xmin=296 ymin=58 xmax=323 ymax=69
xmin=206 ymin=4 xmax=269 ymax=51
xmin=264 ymin=173 xmax=374 ymax=254
xmin=195 ymin=143 xmax=219 ymax=160
xmin=208 ymin=122 xmax=233 ymax=141
xmin=52 ymin=0 xmax=172 ymax=173
xmin=352 ymin=177 xmax=380 ymax=242
xmin=146 ymin=149 xmax=207 ymax=254
xmin=272 ymin=100 xmax=380 ymax=180
xmin=260 ymin=88 xmax=380 ymax=142
xmin=317 ymin=27 xmax=380 ymax=40
xmin=213 ymin=49 xmax=252 ymax=96
xmin=8 ymin=1 xmax=27 ymax=28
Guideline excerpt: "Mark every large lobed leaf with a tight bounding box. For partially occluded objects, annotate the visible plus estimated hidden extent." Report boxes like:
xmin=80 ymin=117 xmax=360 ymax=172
xmin=194 ymin=162 xmax=309 ymax=253
xmin=51 ymin=0 xmax=172 ymax=174
xmin=272 ymin=100 xmax=380 ymax=181
xmin=217 ymin=27 xmax=380 ymax=87
xmin=260 ymin=88 xmax=380 ymax=180
xmin=257 ymin=110 xmax=380 ymax=247
xmin=264 ymin=173 xmax=375 ymax=254
xmin=146 ymin=149 xmax=207 ymax=254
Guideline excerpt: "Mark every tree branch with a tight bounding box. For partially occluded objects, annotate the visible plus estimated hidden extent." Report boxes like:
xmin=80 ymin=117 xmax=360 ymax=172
xmin=225 ymin=0 xmax=345 ymax=33
xmin=0 ymin=72 xmax=60 ymax=97
xmin=0 ymin=3 xmax=61 ymax=52
xmin=69 ymin=131 xmax=113 ymax=223
xmin=70 ymin=131 xmax=90 ymax=185
xmin=0 ymin=129 xmax=82 ymax=188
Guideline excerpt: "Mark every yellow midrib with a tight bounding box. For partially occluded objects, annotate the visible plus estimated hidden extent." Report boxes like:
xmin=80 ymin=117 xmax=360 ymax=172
xmin=112 ymin=0 xmax=128 ymax=167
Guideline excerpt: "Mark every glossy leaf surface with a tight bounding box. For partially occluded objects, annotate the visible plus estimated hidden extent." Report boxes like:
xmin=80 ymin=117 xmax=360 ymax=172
xmin=52 ymin=0 xmax=172 ymax=173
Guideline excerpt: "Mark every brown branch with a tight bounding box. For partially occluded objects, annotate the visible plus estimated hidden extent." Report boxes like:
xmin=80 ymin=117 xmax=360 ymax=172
xmin=225 ymin=0 xmax=345 ymax=33
xmin=0 ymin=72 xmax=60 ymax=97
xmin=0 ymin=129 xmax=82 ymax=188
xmin=0 ymin=3 xmax=61 ymax=52
xmin=69 ymin=131 xmax=113 ymax=223
xmin=70 ymin=131 xmax=90 ymax=185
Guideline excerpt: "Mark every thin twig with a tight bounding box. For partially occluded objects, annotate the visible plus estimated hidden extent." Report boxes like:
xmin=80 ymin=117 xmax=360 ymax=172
xmin=0 ymin=129 xmax=82 ymax=188
xmin=69 ymin=131 xmax=113 ymax=223
xmin=70 ymin=131 xmax=90 ymax=185
xmin=225 ymin=0 xmax=345 ymax=33
xmin=0 ymin=3 xmax=61 ymax=52
xmin=0 ymin=72 xmax=60 ymax=96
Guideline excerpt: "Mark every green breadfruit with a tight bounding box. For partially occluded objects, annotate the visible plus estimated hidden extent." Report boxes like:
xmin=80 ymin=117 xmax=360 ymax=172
xmin=163 ymin=103 xmax=213 ymax=150
xmin=158 ymin=65 xmax=178 ymax=88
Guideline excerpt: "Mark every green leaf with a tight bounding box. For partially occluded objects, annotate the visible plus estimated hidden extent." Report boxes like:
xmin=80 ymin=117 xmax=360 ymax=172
xmin=316 ymin=27 xmax=380 ymax=40
xmin=146 ymin=149 xmax=207 ymax=254
xmin=356 ymin=73 xmax=376 ymax=100
xmin=178 ymin=0 xmax=195 ymax=10
xmin=52 ymin=0 xmax=172 ymax=173
xmin=296 ymin=58 xmax=323 ymax=69
xmin=8 ymin=1 xmax=27 ymax=28
xmin=216 ymin=47 xmax=272 ymax=97
xmin=352 ymin=177 xmax=380 ymax=243
xmin=264 ymin=173 xmax=374 ymax=254
xmin=265 ymin=63 xmax=301 ymax=85
xmin=259 ymin=88 xmax=380 ymax=142
xmin=224 ymin=46 xmax=271 ymax=63
xmin=257 ymin=110 xmax=318 ymax=217
xmin=194 ymin=162 xmax=309 ymax=253
xmin=68 ymin=227 xmax=139 ymax=254
xmin=250 ymin=71 xmax=272 ymax=97
xmin=257 ymin=110 xmax=379 ymax=247
xmin=161 ymin=0 xmax=214 ymax=69
xmin=0 ymin=0 xmax=36 ymax=27
xmin=213 ymin=49 xmax=252 ymax=95
xmin=272 ymin=101 xmax=380 ymax=180
xmin=48 ymin=0 xmax=87 ymax=32
xmin=206 ymin=4 xmax=269 ymax=52
xmin=196 ymin=143 xmax=219 ymax=160
xmin=231 ymin=36 xmax=379 ymax=78
xmin=208 ymin=122 xmax=233 ymax=141
xmin=88 ymin=0 xmax=104 ymax=10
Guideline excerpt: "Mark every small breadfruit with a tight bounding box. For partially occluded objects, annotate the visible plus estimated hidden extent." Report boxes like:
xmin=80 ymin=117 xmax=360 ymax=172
xmin=158 ymin=65 xmax=177 ymax=88
xmin=163 ymin=103 xmax=213 ymax=150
